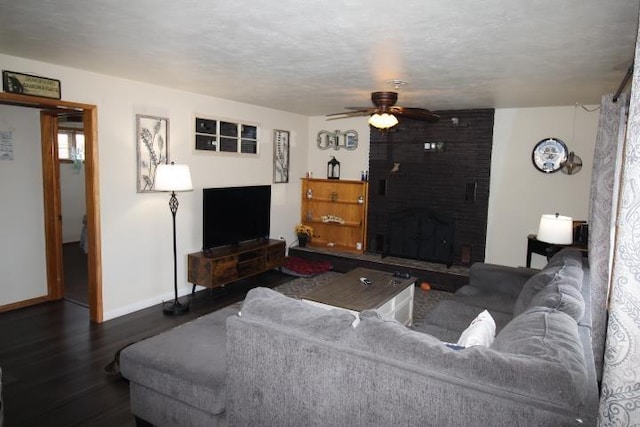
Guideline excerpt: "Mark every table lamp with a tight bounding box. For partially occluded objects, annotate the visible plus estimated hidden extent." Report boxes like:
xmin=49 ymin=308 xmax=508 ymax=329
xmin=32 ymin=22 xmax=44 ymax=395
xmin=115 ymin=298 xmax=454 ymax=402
xmin=537 ymin=213 xmax=573 ymax=245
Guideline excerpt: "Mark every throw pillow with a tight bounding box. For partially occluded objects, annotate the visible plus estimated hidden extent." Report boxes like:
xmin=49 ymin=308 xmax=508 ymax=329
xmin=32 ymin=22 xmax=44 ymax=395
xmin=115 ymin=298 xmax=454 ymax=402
xmin=456 ymin=309 xmax=496 ymax=347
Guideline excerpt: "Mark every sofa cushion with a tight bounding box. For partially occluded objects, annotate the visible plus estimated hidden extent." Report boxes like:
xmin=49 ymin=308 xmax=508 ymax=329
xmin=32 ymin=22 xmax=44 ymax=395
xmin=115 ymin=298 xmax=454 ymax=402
xmin=120 ymin=306 xmax=238 ymax=416
xmin=491 ymin=307 xmax=589 ymax=402
xmin=528 ymin=281 xmax=585 ymax=321
xmin=412 ymin=323 xmax=461 ymax=343
xmin=239 ymin=287 xmax=355 ymax=340
xmin=512 ymin=266 xmax=561 ymax=316
xmin=546 ymin=248 xmax=584 ymax=270
xmin=466 ymin=263 xmax=538 ymax=298
xmin=452 ymin=285 xmax=518 ymax=314
xmin=513 ymin=255 xmax=584 ymax=318
xmin=423 ymin=300 xmax=512 ymax=334
xmin=513 ymin=251 xmax=582 ymax=316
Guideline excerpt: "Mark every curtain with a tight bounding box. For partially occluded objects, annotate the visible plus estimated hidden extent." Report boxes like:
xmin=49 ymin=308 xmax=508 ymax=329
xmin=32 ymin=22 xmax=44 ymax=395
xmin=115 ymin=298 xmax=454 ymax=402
xmin=589 ymin=93 xmax=627 ymax=381
xmin=598 ymin=29 xmax=640 ymax=425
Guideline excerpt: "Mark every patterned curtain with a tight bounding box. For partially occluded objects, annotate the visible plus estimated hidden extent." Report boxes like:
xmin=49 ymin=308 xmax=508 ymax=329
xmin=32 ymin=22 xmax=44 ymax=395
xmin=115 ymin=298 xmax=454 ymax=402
xmin=598 ymin=31 xmax=640 ymax=425
xmin=589 ymin=93 xmax=627 ymax=381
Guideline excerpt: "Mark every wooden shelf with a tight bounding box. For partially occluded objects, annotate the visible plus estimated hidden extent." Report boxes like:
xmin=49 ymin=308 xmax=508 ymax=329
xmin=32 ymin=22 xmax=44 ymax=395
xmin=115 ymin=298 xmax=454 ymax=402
xmin=303 ymin=197 xmax=366 ymax=205
xmin=306 ymin=241 xmax=363 ymax=254
xmin=307 ymin=219 xmax=361 ymax=227
xmin=300 ymin=178 xmax=368 ymax=254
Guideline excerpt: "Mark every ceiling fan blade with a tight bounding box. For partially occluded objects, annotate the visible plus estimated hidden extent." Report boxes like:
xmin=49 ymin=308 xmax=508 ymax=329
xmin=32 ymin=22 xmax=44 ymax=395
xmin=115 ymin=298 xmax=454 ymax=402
xmin=326 ymin=109 xmax=374 ymax=119
xmin=326 ymin=112 xmax=373 ymax=120
xmin=392 ymin=107 xmax=440 ymax=123
xmin=344 ymin=107 xmax=376 ymax=111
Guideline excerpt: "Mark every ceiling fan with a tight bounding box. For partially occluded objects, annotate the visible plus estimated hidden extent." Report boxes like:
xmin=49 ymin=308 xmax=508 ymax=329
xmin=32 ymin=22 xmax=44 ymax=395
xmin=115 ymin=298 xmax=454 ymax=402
xmin=326 ymin=91 xmax=439 ymax=129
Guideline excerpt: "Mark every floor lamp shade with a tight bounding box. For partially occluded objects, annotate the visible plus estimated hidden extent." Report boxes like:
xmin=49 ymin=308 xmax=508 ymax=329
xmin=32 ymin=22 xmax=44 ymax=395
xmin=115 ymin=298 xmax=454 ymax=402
xmin=537 ymin=214 xmax=573 ymax=244
xmin=155 ymin=163 xmax=193 ymax=192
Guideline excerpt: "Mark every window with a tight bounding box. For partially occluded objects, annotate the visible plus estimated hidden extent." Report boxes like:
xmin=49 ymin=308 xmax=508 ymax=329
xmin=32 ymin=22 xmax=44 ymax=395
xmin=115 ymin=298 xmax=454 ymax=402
xmin=194 ymin=116 xmax=258 ymax=154
xmin=58 ymin=129 xmax=85 ymax=161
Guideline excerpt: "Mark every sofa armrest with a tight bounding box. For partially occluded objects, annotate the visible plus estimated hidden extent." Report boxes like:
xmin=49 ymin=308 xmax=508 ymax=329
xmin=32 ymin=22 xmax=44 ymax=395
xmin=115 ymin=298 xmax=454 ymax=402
xmin=468 ymin=263 xmax=538 ymax=297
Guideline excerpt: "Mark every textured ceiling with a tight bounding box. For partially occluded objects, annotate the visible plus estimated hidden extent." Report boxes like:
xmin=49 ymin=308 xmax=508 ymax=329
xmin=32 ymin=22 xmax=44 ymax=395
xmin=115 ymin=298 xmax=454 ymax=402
xmin=0 ymin=0 xmax=638 ymax=116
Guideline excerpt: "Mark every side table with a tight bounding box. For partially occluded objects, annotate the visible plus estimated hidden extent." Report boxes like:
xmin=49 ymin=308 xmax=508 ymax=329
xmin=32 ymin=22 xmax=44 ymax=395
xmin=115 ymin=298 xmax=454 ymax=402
xmin=526 ymin=234 xmax=587 ymax=267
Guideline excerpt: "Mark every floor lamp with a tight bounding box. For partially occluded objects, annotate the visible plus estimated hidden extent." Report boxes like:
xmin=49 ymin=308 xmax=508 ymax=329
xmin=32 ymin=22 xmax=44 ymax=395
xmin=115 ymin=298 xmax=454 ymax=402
xmin=155 ymin=162 xmax=193 ymax=315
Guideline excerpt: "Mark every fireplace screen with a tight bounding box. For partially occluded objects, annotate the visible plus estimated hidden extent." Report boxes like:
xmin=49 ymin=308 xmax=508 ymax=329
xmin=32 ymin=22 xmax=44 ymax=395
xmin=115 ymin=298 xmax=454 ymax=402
xmin=386 ymin=208 xmax=455 ymax=267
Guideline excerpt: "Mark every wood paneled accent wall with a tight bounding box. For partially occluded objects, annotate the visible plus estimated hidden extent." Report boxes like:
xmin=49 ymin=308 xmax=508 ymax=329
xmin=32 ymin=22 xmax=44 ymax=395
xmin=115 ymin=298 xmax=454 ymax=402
xmin=367 ymin=109 xmax=494 ymax=266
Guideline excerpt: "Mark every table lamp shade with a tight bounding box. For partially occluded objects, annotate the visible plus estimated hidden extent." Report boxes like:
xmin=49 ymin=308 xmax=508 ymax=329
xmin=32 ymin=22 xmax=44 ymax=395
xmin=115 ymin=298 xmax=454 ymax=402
xmin=537 ymin=214 xmax=573 ymax=244
xmin=155 ymin=163 xmax=193 ymax=192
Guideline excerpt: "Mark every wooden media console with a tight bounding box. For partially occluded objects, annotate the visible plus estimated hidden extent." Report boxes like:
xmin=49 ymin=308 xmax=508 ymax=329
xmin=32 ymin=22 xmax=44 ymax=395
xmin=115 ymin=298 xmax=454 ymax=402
xmin=188 ymin=239 xmax=286 ymax=292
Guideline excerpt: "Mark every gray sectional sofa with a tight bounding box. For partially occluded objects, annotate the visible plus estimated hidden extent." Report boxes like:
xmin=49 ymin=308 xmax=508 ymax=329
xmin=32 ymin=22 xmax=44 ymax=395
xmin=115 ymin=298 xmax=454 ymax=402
xmin=121 ymin=248 xmax=598 ymax=426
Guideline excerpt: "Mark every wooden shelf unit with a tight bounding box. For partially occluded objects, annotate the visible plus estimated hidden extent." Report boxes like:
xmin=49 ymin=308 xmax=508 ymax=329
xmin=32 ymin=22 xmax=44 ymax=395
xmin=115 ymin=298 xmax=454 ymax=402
xmin=300 ymin=178 xmax=369 ymax=254
xmin=187 ymin=239 xmax=285 ymax=289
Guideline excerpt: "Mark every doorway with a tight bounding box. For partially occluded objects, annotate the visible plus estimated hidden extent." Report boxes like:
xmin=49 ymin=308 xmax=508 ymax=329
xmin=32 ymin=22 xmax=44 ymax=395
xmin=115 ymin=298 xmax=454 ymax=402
xmin=0 ymin=92 xmax=103 ymax=322
xmin=58 ymin=113 xmax=89 ymax=306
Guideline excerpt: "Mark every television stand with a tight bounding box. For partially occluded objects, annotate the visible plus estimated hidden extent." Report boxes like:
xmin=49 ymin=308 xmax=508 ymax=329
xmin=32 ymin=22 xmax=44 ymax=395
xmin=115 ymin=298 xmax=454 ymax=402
xmin=188 ymin=239 xmax=286 ymax=293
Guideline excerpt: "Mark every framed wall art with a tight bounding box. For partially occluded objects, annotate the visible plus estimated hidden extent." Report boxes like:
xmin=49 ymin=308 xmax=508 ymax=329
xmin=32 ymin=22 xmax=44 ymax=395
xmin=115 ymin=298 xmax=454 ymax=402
xmin=316 ymin=129 xmax=358 ymax=150
xmin=273 ymin=129 xmax=290 ymax=183
xmin=136 ymin=114 xmax=169 ymax=192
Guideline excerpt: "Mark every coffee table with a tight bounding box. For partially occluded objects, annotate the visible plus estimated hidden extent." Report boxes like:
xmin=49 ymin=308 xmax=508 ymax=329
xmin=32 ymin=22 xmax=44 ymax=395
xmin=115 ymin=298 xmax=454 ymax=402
xmin=302 ymin=267 xmax=416 ymax=326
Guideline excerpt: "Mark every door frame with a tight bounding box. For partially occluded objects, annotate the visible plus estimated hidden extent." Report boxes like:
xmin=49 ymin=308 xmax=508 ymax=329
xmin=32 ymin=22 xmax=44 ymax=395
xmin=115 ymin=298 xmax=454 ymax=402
xmin=0 ymin=92 xmax=103 ymax=322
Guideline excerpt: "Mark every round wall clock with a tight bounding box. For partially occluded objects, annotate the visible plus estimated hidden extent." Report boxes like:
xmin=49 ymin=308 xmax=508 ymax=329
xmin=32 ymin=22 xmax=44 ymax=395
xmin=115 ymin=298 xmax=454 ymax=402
xmin=532 ymin=137 xmax=569 ymax=173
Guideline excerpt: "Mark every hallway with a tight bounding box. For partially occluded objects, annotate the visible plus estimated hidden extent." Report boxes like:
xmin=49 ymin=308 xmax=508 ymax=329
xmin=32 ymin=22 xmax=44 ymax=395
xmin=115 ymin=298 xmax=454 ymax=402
xmin=63 ymin=242 xmax=88 ymax=306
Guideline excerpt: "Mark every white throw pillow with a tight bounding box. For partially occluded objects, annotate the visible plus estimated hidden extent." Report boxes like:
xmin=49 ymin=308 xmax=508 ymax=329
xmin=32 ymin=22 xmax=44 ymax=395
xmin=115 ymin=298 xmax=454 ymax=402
xmin=456 ymin=309 xmax=496 ymax=347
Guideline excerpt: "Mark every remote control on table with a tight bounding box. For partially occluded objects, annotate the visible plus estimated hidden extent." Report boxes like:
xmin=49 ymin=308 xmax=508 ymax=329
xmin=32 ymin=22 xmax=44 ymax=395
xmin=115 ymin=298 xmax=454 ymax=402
xmin=393 ymin=271 xmax=411 ymax=279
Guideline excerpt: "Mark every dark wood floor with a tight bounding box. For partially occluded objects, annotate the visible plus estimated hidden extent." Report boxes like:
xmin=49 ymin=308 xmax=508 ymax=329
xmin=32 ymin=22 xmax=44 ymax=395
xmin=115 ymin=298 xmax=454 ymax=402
xmin=63 ymin=242 xmax=89 ymax=307
xmin=0 ymin=270 xmax=294 ymax=427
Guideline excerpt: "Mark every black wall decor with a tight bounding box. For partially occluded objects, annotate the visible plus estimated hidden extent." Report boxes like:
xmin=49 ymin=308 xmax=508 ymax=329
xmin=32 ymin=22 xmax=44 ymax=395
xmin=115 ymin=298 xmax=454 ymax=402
xmin=367 ymin=109 xmax=494 ymax=266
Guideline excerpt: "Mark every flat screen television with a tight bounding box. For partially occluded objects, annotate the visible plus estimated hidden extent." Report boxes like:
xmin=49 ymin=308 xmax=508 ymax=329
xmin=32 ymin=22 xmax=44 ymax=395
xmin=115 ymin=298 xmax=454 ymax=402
xmin=202 ymin=185 xmax=271 ymax=251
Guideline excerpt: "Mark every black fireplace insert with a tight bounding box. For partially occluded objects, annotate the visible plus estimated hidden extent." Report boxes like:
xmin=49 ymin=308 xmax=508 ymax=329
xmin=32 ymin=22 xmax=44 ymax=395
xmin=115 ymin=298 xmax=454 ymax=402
xmin=385 ymin=208 xmax=455 ymax=267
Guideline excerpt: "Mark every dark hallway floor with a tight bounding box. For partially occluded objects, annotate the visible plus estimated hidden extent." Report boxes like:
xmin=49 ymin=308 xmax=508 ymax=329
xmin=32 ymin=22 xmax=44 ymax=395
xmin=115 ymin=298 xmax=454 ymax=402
xmin=63 ymin=242 xmax=88 ymax=306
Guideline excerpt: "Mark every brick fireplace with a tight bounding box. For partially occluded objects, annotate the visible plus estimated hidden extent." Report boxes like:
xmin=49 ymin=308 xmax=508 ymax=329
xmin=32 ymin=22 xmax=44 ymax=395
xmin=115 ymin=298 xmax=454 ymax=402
xmin=366 ymin=109 xmax=494 ymax=267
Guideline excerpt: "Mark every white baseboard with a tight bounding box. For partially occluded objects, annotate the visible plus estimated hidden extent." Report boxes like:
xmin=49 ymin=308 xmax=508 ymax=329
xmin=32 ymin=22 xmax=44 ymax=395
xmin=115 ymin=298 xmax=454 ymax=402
xmin=102 ymin=286 xmax=195 ymax=321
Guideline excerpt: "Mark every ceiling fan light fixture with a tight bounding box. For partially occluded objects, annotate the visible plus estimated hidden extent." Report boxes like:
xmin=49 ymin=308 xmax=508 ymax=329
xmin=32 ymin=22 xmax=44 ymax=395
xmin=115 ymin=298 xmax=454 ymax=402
xmin=368 ymin=113 xmax=399 ymax=129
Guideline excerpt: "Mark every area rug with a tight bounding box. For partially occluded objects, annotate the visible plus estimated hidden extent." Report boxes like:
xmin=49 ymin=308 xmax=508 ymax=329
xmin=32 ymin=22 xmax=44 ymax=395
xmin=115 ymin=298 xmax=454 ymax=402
xmin=245 ymin=271 xmax=455 ymax=328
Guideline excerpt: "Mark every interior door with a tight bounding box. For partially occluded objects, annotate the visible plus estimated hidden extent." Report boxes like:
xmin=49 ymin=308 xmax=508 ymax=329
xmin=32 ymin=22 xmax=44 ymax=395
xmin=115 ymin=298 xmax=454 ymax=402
xmin=40 ymin=112 xmax=64 ymax=300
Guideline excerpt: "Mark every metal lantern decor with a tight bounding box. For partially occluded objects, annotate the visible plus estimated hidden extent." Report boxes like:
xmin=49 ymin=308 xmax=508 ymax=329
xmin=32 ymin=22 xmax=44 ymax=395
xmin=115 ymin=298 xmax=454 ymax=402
xmin=327 ymin=156 xmax=340 ymax=180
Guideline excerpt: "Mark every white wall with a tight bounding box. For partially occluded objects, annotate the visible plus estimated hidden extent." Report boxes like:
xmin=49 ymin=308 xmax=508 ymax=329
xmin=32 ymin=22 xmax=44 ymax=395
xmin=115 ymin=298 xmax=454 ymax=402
xmin=487 ymin=106 xmax=599 ymax=268
xmin=0 ymin=105 xmax=48 ymax=305
xmin=0 ymin=53 xmax=309 ymax=320
xmin=307 ymin=117 xmax=371 ymax=181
